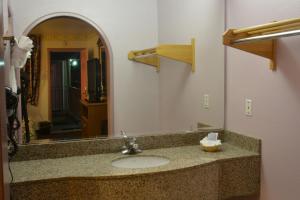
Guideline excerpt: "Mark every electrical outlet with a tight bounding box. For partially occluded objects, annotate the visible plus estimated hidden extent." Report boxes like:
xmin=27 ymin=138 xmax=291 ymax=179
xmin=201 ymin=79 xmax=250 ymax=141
xmin=204 ymin=94 xmax=209 ymax=109
xmin=245 ymin=99 xmax=252 ymax=116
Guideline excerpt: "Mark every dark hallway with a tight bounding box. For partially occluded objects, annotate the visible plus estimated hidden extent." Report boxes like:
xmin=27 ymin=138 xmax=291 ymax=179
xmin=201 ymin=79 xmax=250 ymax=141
xmin=50 ymin=52 xmax=81 ymax=135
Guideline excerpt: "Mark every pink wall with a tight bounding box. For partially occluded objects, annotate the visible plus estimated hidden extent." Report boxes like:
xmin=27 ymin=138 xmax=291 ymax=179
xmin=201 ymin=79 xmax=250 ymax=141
xmin=158 ymin=0 xmax=225 ymax=131
xmin=225 ymin=0 xmax=300 ymax=200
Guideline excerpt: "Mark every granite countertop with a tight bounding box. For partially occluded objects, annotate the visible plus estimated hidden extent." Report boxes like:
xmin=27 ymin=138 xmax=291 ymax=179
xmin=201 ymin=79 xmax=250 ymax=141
xmin=11 ymin=143 xmax=259 ymax=183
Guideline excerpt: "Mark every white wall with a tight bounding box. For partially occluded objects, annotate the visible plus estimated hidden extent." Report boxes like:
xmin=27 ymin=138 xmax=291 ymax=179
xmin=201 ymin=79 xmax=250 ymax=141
xmin=10 ymin=0 xmax=160 ymax=135
xmin=158 ymin=0 xmax=225 ymax=131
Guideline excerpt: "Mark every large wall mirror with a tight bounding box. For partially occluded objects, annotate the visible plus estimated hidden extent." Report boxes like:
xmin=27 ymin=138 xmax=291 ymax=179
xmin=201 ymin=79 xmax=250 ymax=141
xmin=23 ymin=17 xmax=111 ymax=144
xmin=11 ymin=0 xmax=225 ymax=145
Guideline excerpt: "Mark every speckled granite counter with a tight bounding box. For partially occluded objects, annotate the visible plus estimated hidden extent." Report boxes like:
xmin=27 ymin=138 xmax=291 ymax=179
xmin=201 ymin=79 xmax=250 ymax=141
xmin=11 ymin=143 xmax=257 ymax=182
xmin=10 ymin=130 xmax=261 ymax=200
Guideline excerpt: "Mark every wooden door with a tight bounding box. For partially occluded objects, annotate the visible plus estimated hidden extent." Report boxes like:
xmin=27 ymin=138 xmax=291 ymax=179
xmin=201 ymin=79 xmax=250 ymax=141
xmin=50 ymin=60 xmax=64 ymax=113
xmin=0 ymin=58 xmax=9 ymax=200
xmin=0 ymin=0 xmax=11 ymax=199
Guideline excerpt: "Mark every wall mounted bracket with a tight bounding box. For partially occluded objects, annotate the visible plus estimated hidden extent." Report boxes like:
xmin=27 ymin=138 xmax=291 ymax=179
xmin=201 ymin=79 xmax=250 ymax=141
xmin=128 ymin=38 xmax=195 ymax=73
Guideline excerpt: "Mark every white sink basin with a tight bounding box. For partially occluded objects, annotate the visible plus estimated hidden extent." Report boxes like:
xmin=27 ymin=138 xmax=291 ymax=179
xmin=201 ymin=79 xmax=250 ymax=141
xmin=111 ymin=155 xmax=170 ymax=169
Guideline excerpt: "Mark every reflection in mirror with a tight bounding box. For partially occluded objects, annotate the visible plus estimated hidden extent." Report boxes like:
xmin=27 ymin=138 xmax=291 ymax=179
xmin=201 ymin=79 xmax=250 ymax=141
xmin=22 ymin=17 xmax=110 ymax=144
xmin=19 ymin=1 xmax=225 ymax=145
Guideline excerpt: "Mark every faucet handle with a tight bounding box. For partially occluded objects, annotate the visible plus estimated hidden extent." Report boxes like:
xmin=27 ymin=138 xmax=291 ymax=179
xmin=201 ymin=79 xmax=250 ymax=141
xmin=121 ymin=130 xmax=137 ymax=143
xmin=121 ymin=130 xmax=131 ymax=147
xmin=120 ymin=130 xmax=128 ymax=139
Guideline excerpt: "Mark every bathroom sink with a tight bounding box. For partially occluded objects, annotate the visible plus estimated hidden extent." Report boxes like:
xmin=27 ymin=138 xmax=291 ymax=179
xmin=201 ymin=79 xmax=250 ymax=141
xmin=111 ymin=155 xmax=170 ymax=169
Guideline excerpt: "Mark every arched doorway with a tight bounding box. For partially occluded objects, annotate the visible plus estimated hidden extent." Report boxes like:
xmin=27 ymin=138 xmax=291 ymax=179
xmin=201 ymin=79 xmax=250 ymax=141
xmin=21 ymin=14 xmax=113 ymax=143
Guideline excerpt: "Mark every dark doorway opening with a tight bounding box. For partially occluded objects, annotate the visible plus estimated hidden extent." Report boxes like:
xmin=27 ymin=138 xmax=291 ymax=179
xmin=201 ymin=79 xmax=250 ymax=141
xmin=50 ymin=52 xmax=82 ymax=138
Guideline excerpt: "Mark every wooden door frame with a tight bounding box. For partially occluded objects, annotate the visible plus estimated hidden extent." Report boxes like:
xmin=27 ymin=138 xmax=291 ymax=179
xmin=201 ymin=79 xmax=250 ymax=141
xmin=0 ymin=0 xmax=11 ymax=198
xmin=0 ymin=62 xmax=9 ymax=200
xmin=99 ymin=43 xmax=113 ymax=136
xmin=0 ymin=41 xmax=10 ymax=200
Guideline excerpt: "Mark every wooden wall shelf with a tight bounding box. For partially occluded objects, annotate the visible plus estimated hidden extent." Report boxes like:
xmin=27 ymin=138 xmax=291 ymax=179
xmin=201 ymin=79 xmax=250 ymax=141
xmin=223 ymin=18 xmax=300 ymax=71
xmin=128 ymin=38 xmax=195 ymax=72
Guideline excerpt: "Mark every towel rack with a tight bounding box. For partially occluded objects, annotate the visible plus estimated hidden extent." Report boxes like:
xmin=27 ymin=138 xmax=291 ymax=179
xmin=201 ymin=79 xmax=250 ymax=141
xmin=223 ymin=18 xmax=300 ymax=71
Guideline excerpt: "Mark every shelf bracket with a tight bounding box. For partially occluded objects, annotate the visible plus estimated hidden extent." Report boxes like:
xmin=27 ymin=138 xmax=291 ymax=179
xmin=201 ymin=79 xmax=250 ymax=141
xmin=128 ymin=38 xmax=195 ymax=73
xmin=157 ymin=38 xmax=196 ymax=72
xmin=128 ymin=50 xmax=160 ymax=71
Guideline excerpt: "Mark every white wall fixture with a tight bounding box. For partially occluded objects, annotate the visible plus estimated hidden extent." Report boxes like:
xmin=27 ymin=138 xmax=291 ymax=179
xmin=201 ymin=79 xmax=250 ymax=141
xmin=204 ymin=94 xmax=209 ymax=109
xmin=245 ymin=99 xmax=252 ymax=116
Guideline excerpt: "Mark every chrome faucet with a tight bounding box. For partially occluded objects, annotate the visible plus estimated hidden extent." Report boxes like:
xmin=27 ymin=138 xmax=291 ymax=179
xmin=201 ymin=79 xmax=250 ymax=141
xmin=120 ymin=130 xmax=142 ymax=155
